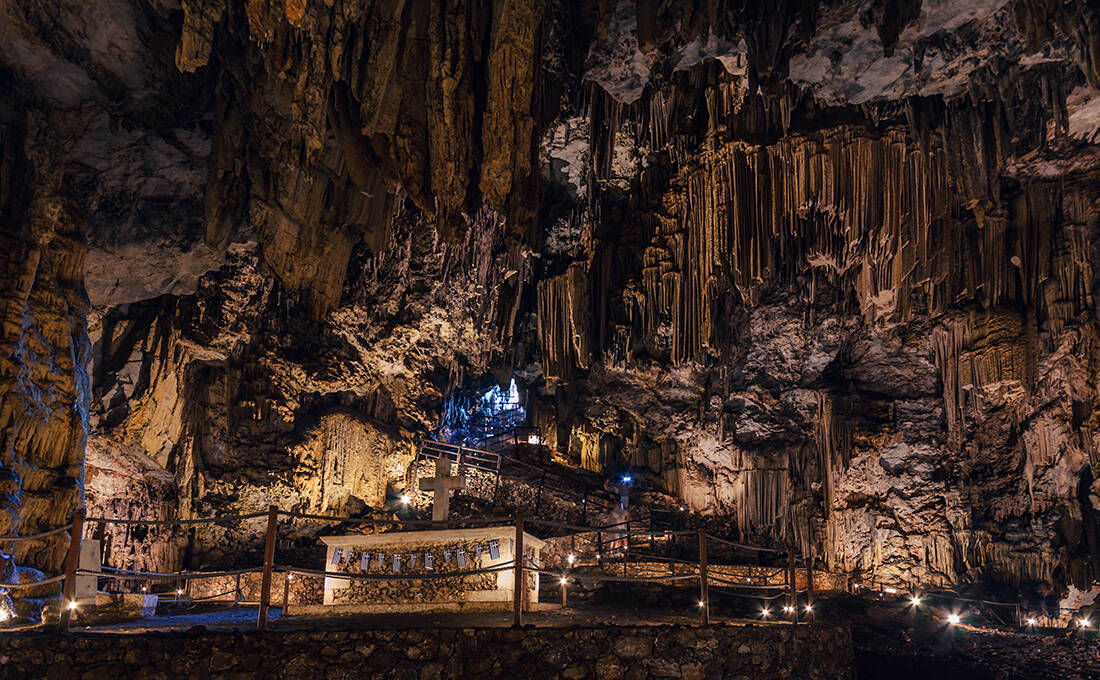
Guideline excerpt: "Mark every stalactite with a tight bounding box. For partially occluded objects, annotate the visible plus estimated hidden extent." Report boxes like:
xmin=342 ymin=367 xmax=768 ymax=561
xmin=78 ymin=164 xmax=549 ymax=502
xmin=537 ymin=264 xmax=592 ymax=380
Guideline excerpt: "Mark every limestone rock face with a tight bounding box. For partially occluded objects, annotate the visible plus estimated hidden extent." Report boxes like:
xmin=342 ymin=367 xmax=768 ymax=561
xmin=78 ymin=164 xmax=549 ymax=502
xmin=1 ymin=0 xmax=1100 ymax=599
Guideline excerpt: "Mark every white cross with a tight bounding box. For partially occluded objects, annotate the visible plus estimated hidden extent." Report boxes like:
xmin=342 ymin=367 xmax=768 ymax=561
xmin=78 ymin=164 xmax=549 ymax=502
xmin=419 ymin=458 xmax=466 ymax=521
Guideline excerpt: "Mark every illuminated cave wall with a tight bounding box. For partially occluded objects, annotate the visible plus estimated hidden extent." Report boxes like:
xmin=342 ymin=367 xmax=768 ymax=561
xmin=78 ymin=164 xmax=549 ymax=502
xmin=0 ymin=0 xmax=1098 ymax=595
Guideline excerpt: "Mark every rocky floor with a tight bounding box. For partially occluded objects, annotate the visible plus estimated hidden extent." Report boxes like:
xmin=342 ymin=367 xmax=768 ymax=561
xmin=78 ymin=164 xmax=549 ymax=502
xmin=52 ymin=598 xmax=1100 ymax=680
xmin=852 ymin=604 xmax=1100 ymax=680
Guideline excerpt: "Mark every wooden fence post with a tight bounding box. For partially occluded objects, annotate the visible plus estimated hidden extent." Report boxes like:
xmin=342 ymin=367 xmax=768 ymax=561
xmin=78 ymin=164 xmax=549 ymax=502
xmin=698 ymin=529 xmax=710 ymax=624
xmin=58 ymin=509 xmax=85 ymax=632
xmin=257 ymin=504 xmax=279 ymax=630
xmin=513 ymin=514 xmax=524 ymax=627
xmin=806 ymin=513 xmax=815 ymax=614
xmin=788 ymin=547 xmax=798 ymax=628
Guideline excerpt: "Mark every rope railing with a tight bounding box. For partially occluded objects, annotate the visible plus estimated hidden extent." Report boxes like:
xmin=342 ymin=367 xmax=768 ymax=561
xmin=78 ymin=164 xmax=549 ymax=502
xmin=0 ymin=574 xmax=66 ymax=589
xmin=0 ymin=525 xmax=73 ymax=542
xmin=85 ymin=512 xmax=267 ymax=526
xmin=19 ymin=508 xmax=814 ymax=633
xmin=88 ymin=566 xmax=262 ymax=581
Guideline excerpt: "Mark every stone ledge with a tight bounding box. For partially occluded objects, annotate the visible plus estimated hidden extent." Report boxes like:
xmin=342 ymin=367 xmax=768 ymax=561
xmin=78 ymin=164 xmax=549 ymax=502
xmin=0 ymin=621 xmax=853 ymax=679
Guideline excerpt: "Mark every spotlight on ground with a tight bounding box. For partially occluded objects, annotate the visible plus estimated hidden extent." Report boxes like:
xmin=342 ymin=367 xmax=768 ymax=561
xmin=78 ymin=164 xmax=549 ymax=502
xmin=0 ymin=610 xmax=10 ymax=622
xmin=697 ymin=600 xmax=705 ymax=608
xmin=783 ymin=605 xmax=794 ymax=614
xmin=761 ymin=608 xmax=771 ymax=618
xmin=910 ymin=595 xmax=922 ymax=606
xmin=399 ymin=494 xmax=410 ymax=506
xmin=884 ymin=587 xmax=898 ymax=594
xmin=621 ymin=475 xmax=632 ymax=484
xmin=1026 ymin=618 xmax=1037 ymax=626
xmin=67 ymin=601 xmax=78 ymax=611
xmin=805 ymin=604 xmax=813 ymax=613
xmin=947 ymin=613 xmax=961 ymax=625
xmin=1080 ymin=618 xmax=1091 ymax=629
xmin=567 ymin=554 xmax=575 ymax=565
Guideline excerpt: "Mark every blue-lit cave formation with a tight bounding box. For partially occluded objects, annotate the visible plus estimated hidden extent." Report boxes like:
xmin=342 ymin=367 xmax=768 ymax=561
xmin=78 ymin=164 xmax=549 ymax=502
xmin=438 ymin=379 xmax=528 ymax=447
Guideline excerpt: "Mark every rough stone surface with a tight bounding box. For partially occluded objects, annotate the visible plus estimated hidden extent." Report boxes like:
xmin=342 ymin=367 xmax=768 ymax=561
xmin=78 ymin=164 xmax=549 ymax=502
xmin=0 ymin=622 xmax=853 ymax=679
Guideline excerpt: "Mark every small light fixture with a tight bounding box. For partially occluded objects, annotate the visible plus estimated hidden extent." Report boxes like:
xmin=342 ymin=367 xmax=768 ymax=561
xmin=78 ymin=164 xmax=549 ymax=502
xmin=679 ymin=506 xmax=686 ymax=511
xmin=560 ymin=576 xmax=568 ymax=586
xmin=595 ymin=553 xmax=601 ymax=560
xmin=761 ymin=608 xmax=771 ymax=618
xmin=567 ymin=554 xmax=575 ymax=565
xmin=910 ymin=596 xmax=922 ymax=606
xmin=67 ymin=601 xmax=78 ymax=611
xmin=399 ymin=494 xmax=410 ymax=506
xmin=0 ymin=610 xmax=9 ymax=622
xmin=176 ymin=589 xmax=184 ymax=596
xmin=697 ymin=600 xmax=706 ymax=608
xmin=1026 ymin=618 xmax=1037 ymax=626
xmin=621 ymin=475 xmax=632 ymax=484
xmin=141 ymin=586 xmax=147 ymax=593
xmin=884 ymin=587 xmax=898 ymax=594
xmin=287 ymin=574 xmax=293 ymax=581
xmin=805 ymin=604 xmax=813 ymax=613
xmin=1080 ymin=618 xmax=1092 ymax=629
xmin=947 ymin=613 xmax=961 ymax=625
xmin=783 ymin=605 xmax=794 ymax=613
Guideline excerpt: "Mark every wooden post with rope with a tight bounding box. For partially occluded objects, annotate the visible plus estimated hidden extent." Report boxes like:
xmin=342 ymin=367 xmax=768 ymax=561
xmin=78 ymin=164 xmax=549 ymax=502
xmin=698 ymin=529 xmax=710 ymax=625
xmin=513 ymin=514 xmax=524 ymax=627
xmin=788 ymin=546 xmax=798 ymax=628
xmin=58 ymin=509 xmax=85 ymax=632
xmin=806 ymin=512 xmax=815 ymax=615
xmin=257 ymin=504 xmax=278 ymax=631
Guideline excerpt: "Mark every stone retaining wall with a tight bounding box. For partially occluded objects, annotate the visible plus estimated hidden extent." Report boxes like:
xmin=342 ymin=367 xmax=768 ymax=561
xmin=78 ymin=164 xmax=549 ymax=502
xmin=0 ymin=622 xmax=852 ymax=679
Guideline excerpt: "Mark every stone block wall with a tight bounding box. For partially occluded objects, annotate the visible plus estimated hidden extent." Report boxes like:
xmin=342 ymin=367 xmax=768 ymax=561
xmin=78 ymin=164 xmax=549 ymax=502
xmin=0 ymin=622 xmax=852 ymax=679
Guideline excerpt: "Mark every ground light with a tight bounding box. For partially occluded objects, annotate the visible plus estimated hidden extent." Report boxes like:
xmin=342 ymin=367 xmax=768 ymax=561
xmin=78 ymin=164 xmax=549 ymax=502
xmin=947 ymin=613 xmax=961 ymax=625
xmin=761 ymin=608 xmax=771 ymax=618
xmin=67 ymin=601 xmax=77 ymax=611
xmin=1080 ymin=618 xmax=1091 ymax=629
xmin=1026 ymin=618 xmax=1037 ymax=626
xmin=621 ymin=475 xmax=632 ymax=484
xmin=566 ymin=554 xmax=575 ymax=565
xmin=0 ymin=610 xmax=9 ymax=621
xmin=560 ymin=576 xmax=568 ymax=586
xmin=399 ymin=494 xmax=410 ymax=505
xmin=805 ymin=604 xmax=813 ymax=613
xmin=697 ymin=600 xmax=705 ymax=608
xmin=910 ymin=595 xmax=922 ymax=606
xmin=783 ymin=605 xmax=794 ymax=614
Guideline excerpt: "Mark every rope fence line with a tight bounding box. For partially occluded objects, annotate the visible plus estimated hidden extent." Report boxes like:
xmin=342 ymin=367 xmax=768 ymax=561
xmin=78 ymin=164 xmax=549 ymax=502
xmin=0 ymin=525 xmax=73 ymax=542
xmin=12 ymin=508 xmax=986 ymax=634
xmin=0 ymin=574 xmax=66 ymax=589
xmin=705 ymin=533 xmax=786 ymax=554
xmin=85 ymin=513 xmax=267 ymax=527
xmin=86 ymin=567 xmax=262 ymax=581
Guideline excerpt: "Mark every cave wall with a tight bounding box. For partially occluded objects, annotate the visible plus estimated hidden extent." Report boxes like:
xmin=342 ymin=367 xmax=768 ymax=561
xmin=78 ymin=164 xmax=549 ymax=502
xmin=0 ymin=0 xmax=1098 ymax=596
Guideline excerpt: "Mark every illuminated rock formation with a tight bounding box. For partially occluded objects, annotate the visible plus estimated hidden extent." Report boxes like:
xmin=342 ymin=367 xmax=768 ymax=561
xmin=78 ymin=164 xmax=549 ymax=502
xmin=0 ymin=0 xmax=1098 ymax=601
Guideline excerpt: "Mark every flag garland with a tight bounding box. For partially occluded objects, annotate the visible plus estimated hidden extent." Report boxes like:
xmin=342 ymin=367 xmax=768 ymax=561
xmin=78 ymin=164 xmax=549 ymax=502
xmin=332 ymin=542 xmax=519 ymax=576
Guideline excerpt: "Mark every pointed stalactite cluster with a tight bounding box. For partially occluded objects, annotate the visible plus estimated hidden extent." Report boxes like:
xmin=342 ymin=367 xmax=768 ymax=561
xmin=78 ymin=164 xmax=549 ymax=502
xmin=537 ymin=263 xmax=592 ymax=381
xmin=181 ymin=0 xmax=546 ymax=317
